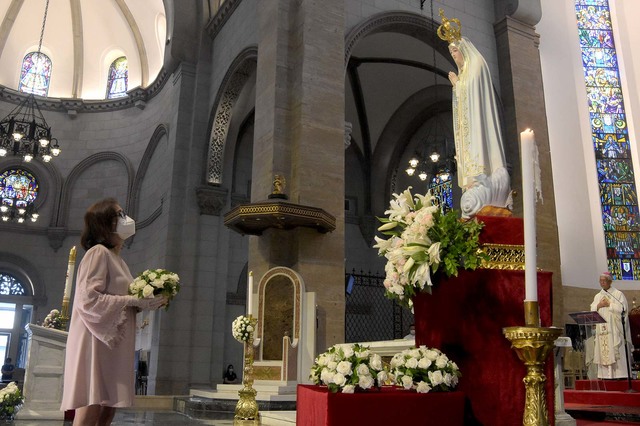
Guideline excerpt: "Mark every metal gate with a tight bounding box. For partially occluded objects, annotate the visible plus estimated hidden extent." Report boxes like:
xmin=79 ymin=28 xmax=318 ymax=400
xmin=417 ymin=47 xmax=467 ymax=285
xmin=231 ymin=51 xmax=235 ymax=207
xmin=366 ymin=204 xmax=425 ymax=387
xmin=344 ymin=269 xmax=413 ymax=343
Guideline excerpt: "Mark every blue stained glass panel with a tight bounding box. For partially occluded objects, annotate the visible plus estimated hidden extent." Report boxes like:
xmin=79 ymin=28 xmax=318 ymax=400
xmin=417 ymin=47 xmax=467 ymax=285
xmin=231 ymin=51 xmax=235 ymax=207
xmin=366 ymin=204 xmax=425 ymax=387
xmin=0 ymin=169 xmax=38 ymax=209
xmin=585 ymin=69 xmax=619 ymax=87
xmin=576 ymin=0 xmax=640 ymax=279
xmin=106 ymin=57 xmax=128 ymax=99
xmin=593 ymin=133 xmax=629 ymax=159
xmin=0 ymin=274 xmax=26 ymax=296
xmin=18 ymin=52 xmax=52 ymax=97
xmin=429 ymin=173 xmax=453 ymax=212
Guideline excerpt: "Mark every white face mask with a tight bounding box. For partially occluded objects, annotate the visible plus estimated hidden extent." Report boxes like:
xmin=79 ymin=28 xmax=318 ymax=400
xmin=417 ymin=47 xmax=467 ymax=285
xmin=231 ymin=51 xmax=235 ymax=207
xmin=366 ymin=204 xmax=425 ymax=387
xmin=115 ymin=215 xmax=136 ymax=240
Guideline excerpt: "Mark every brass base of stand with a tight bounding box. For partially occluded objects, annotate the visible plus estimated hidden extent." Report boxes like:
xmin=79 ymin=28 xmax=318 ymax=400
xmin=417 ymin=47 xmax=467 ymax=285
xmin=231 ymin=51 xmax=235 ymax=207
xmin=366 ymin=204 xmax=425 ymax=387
xmin=234 ymin=315 xmax=260 ymax=422
xmin=503 ymin=325 xmax=562 ymax=426
xmin=234 ymin=388 xmax=259 ymax=422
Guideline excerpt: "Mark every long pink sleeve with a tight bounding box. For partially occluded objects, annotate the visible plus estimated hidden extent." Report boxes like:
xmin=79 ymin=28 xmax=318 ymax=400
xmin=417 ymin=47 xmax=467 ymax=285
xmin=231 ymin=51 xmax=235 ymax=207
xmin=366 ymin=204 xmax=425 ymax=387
xmin=73 ymin=245 xmax=134 ymax=349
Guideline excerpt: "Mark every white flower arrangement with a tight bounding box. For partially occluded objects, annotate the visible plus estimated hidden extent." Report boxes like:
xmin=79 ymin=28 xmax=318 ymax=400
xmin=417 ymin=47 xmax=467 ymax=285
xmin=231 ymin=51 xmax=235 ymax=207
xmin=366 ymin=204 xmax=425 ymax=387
xmin=374 ymin=187 xmax=486 ymax=309
xmin=232 ymin=315 xmax=254 ymax=342
xmin=389 ymin=346 xmax=461 ymax=393
xmin=309 ymin=343 xmax=387 ymax=393
xmin=0 ymin=382 xmax=23 ymax=419
xmin=42 ymin=309 xmax=63 ymax=330
xmin=128 ymin=269 xmax=181 ymax=310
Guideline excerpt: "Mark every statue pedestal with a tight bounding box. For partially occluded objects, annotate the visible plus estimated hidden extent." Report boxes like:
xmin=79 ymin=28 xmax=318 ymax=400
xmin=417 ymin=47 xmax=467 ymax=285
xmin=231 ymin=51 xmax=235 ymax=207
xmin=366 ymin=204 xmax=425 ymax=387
xmin=17 ymin=324 xmax=67 ymax=420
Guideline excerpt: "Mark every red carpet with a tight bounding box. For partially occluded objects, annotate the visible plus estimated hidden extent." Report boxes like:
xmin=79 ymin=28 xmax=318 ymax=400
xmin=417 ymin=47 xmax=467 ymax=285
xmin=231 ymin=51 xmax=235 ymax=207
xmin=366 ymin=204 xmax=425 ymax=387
xmin=565 ymin=380 xmax=640 ymax=424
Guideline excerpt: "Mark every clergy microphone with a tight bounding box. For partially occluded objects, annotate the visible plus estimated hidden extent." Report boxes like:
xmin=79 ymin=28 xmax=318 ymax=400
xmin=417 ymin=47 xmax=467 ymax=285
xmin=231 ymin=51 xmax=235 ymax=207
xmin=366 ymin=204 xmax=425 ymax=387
xmin=604 ymin=288 xmax=626 ymax=314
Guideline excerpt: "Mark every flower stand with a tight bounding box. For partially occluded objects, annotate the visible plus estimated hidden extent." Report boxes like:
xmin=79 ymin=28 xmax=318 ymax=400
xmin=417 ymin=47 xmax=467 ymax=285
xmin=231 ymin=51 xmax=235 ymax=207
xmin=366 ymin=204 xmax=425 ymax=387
xmin=296 ymin=385 xmax=464 ymax=426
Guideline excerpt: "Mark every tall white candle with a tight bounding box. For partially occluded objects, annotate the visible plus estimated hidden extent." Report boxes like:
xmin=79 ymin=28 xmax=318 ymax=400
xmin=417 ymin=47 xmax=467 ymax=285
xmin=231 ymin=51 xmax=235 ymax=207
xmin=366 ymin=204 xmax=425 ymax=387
xmin=247 ymin=271 xmax=254 ymax=317
xmin=63 ymin=246 xmax=77 ymax=300
xmin=520 ymin=129 xmax=538 ymax=302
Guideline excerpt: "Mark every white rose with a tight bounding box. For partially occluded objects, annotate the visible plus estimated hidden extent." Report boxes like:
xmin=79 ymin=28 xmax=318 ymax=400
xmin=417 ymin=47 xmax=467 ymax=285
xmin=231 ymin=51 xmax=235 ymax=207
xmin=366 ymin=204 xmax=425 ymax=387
xmin=358 ymin=374 xmax=374 ymax=389
xmin=171 ymin=273 xmax=180 ymax=281
xmin=320 ymin=369 xmax=334 ymax=384
xmin=417 ymin=358 xmax=432 ymax=369
xmin=327 ymin=361 xmax=337 ymax=371
xmin=406 ymin=357 xmax=418 ymax=369
xmin=356 ymin=363 xmax=369 ymax=376
xmin=429 ymin=370 xmax=444 ymax=386
xmin=156 ymin=268 xmax=163 ymax=273
xmin=152 ymin=279 xmax=165 ymax=288
xmin=246 ymin=325 xmax=254 ymax=332
xmin=409 ymin=349 xmax=421 ymax=358
xmin=148 ymin=272 xmax=157 ymax=280
xmin=342 ymin=384 xmax=355 ymax=394
xmin=356 ymin=349 xmax=370 ymax=359
xmin=336 ymin=361 xmax=352 ymax=376
xmin=443 ymin=372 xmax=453 ymax=387
xmin=376 ymin=370 xmax=388 ymax=384
xmin=317 ymin=355 xmax=328 ymax=367
xmin=142 ymin=284 xmax=155 ymax=298
xmin=401 ymin=375 xmax=414 ymax=390
xmin=425 ymin=350 xmax=439 ymax=361
xmin=416 ymin=381 xmax=432 ymax=393
xmin=342 ymin=346 xmax=354 ymax=358
xmin=332 ymin=373 xmax=346 ymax=387
xmin=435 ymin=355 xmax=448 ymax=369
xmin=370 ymin=354 xmax=382 ymax=371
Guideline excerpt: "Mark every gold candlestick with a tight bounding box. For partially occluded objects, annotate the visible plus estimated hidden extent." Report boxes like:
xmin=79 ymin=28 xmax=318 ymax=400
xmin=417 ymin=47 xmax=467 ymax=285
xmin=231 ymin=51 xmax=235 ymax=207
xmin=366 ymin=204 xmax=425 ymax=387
xmin=504 ymin=301 xmax=562 ymax=426
xmin=234 ymin=315 xmax=259 ymax=422
xmin=59 ymin=246 xmax=76 ymax=331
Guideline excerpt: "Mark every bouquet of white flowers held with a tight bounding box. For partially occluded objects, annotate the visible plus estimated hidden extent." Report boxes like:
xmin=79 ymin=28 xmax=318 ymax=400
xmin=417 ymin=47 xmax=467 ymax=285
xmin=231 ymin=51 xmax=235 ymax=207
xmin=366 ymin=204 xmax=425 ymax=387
xmin=42 ymin=309 xmax=64 ymax=330
xmin=374 ymin=187 xmax=486 ymax=309
xmin=0 ymin=382 xmax=23 ymax=419
xmin=128 ymin=269 xmax=180 ymax=310
xmin=309 ymin=343 xmax=387 ymax=393
xmin=232 ymin=315 xmax=254 ymax=342
xmin=390 ymin=346 xmax=461 ymax=393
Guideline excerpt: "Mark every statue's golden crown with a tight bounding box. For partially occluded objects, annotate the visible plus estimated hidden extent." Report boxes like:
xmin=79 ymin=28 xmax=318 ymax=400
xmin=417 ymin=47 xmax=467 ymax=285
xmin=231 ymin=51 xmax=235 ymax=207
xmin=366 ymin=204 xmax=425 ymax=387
xmin=436 ymin=9 xmax=462 ymax=44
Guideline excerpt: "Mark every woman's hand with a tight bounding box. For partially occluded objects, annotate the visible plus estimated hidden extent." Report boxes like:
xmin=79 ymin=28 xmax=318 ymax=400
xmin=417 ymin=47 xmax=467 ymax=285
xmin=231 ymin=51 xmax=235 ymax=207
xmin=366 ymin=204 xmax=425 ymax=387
xmin=448 ymin=71 xmax=459 ymax=87
xmin=128 ymin=295 xmax=169 ymax=311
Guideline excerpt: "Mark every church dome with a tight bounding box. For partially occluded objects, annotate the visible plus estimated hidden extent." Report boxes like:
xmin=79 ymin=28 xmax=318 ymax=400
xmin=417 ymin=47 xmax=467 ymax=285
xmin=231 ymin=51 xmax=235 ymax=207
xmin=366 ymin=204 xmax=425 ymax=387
xmin=0 ymin=0 xmax=166 ymax=100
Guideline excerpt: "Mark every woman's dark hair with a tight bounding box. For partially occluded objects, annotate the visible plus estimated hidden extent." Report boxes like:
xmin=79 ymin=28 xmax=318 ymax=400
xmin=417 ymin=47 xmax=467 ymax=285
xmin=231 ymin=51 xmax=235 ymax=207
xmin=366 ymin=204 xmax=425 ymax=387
xmin=80 ymin=198 xmax=119 ymax=250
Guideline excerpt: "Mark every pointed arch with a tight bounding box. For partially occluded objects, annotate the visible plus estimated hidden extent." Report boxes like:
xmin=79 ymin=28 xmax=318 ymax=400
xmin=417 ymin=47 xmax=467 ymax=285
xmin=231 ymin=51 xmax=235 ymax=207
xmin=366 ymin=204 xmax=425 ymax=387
xmin=206 ymin=46 xmax=257 ymax=185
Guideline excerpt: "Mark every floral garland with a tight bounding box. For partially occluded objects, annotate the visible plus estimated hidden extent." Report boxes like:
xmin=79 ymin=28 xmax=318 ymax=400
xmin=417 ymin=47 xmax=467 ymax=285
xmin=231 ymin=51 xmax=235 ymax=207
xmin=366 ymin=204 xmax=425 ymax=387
xmin=390 ymin=346 xmax=461 ymax=393
xmin=129 ymin=269 xmax=181 ymax=310
xmin=232 ymin=315 xmax=253 ymax=342
xmin=0 ymin=382 xmax=23 ymax=419
xmin=42 ymin=309 xmax=64 ymax=330
xmin=374 ymin=187 xmax=486 ymax=309
xmin=309 ymin=343 xmax=387 ymax=393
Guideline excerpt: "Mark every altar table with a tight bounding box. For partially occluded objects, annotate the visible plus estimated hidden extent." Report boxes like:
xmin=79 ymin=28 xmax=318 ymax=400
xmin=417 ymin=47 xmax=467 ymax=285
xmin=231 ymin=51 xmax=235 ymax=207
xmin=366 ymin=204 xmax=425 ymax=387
xmin=296 ymin=384 xmax=464 ymax=426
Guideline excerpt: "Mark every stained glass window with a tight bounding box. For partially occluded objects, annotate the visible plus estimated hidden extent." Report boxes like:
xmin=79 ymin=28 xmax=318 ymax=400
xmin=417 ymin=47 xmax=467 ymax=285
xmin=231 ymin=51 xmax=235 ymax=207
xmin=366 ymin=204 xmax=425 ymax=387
xmin=575 ymin=0 xmax=640 ymax=279
xmin=18 ymin=52 xmax=52 ymax=97
xmin=106 ymin=57 xmax=128 ymax=99
xmin=429 ymin=172 xmax=452 ymax=212
xmin=0 ymin=274 xmax=26 ymax=296
xmin=0 ymin=169 xmax=39 ymax=210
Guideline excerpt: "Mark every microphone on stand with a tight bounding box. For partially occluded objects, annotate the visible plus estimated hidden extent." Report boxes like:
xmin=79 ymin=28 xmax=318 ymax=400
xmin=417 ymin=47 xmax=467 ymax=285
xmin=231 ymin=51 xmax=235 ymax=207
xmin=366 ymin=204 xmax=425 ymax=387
xmin=603 ymin=288 xmax=635 ymax=392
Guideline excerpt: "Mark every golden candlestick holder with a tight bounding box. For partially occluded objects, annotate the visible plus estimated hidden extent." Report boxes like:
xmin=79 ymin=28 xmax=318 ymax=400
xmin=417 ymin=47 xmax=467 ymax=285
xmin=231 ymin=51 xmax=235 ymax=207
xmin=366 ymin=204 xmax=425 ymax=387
xmin=59 ymin=297 xmax=71 ymax=331
xmin=503 ymin=301 xmax=562 ymax=426
xmin=234 ymin=315 xmax=259 ymax=423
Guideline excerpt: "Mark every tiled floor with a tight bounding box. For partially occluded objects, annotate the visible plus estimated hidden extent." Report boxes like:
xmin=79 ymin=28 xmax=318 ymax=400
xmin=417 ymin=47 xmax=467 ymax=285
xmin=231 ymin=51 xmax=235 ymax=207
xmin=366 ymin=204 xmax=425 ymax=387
xmin=13 ymin=409 xmax=293 ymax=425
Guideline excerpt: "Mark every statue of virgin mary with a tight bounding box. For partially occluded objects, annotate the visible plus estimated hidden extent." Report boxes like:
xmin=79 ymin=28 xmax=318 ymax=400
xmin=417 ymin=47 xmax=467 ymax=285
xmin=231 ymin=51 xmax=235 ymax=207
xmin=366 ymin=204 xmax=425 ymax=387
xmin=438 ymin=10 xmax=512 ymax=218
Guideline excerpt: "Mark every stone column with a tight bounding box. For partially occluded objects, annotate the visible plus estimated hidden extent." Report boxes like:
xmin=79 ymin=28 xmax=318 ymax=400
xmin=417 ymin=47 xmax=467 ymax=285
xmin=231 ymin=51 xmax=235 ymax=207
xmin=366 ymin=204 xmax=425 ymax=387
xmin=494 ymin=3 xmax=564 ymax=326
xmin=251 ymin=0 xmax=346 ymax=351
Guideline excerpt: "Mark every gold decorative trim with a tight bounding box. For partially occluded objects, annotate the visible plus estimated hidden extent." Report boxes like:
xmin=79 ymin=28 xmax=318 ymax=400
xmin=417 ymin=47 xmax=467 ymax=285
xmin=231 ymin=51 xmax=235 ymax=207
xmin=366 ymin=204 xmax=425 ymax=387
xmin=224 ymin=201 xmax=336 ymax=235
xmin=480 ymin=243 xmax=525 ymax=270
xmin=252 ymin=365 xmax=281 ymax=381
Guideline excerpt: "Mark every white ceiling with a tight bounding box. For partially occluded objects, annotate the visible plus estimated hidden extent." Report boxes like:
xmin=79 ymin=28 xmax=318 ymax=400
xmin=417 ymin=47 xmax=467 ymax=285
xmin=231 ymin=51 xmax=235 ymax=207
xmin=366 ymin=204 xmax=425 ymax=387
xmin=0 ymin=0 xmax=166 ymax=100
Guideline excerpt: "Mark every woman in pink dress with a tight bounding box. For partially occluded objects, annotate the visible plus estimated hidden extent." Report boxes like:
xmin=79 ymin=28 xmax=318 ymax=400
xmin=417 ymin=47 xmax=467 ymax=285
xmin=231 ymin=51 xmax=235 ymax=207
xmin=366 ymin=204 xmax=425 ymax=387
xmin=61 ymin=198 xmax=166 ymax=425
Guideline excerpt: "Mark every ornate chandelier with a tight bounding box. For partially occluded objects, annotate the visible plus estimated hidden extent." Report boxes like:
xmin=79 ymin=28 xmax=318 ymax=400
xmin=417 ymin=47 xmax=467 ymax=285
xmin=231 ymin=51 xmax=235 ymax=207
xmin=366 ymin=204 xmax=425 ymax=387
xmin=0 ymin=196 xmax=39 ymax=223
xmin=0 ymin=0 xmax=60 ymax=163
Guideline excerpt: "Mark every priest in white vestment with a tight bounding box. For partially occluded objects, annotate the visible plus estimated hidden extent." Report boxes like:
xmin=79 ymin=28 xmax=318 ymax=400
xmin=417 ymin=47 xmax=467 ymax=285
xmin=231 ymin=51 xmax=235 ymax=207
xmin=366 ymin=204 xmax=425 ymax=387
xmin=590 ymin=271 xmax=634 ymax=379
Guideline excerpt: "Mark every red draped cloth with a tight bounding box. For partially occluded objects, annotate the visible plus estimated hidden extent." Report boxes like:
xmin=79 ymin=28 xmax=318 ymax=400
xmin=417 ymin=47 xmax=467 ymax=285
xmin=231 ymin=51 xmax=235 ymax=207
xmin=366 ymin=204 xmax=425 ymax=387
xmin=414 ymin=216 xmax=555 ymax=426
xmin=296 ymin=384 xmax=465 ymax=426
